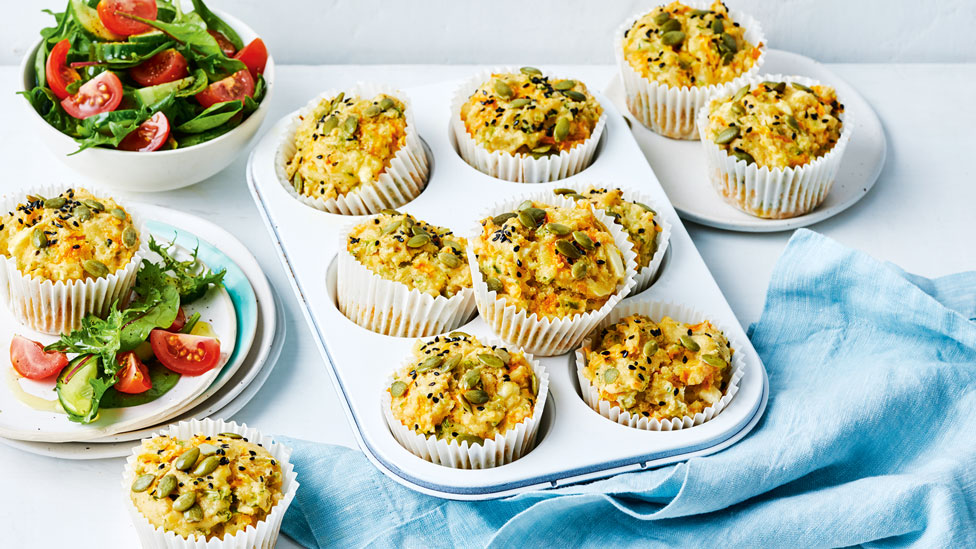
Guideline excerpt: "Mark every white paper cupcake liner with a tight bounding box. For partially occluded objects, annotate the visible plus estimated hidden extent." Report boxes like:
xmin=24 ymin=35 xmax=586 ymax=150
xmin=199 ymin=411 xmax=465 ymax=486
xmin=575 ymin=300 xmax=744 ymax=431
xmin=615 ymin=1 xmax=766 ymax=140
xmin=450 ymin=67 xmax=607 ymax=182
xmin=550 ymin=182 xmax=672 ymax=296
xmin=465 ymin=190 xmax=638 ymax=356
xmin=275 ymin=82 xmax=430 ymax=215
xmin=335 ymin=217 xmax=477 ymax=337
xmin=0 ymin=184 xmax=148 ymax=334
xmin=122 ymin=418 xmax=299 ymax=549
xmin=696 ymin=74 xmax=855 ymax=219
xmin=381 ymin=336 xmax=550 ymax=469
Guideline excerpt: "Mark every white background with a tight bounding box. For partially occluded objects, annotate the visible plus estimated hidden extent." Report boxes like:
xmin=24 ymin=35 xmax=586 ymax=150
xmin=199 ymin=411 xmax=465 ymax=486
xmin=2 ymin=0 xmax=975 ymax=547
xmin=4 ymin=0 xmax=976 ymax=65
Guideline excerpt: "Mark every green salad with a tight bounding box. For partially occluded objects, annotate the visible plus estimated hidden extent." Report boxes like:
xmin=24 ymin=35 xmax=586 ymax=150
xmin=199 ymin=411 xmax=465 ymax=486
xmin=21 ymin=0 xmax=268 ymax=154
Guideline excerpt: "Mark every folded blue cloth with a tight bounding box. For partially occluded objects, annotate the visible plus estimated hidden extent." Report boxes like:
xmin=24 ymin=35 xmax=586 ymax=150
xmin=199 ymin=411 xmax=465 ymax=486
xmin=280 ymin=229 xmax=976 ymax=548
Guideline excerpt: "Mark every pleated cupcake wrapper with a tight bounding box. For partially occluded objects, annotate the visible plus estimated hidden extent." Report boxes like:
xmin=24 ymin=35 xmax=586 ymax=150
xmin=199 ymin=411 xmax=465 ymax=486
xmin=122 ymin=418 xmax=298 ymax=549
xmin=548 ymin=181 xmax=672 ymax=296
xmin=575 ymin=300 xmax=745 ymax=431
xmin=450 ymin=67 xmax=607 ymax=182
xmin=465 ymin=190 xmax=639 ymax=357
xmin=695 ymin=74 xmax=855 ymax=219
xmin=381 ymin=336 xmax=550 ymax=469
xmin=275 ymin=82 xmax=430 ymax=215
xmin=0 ymin=184 xmax=147 ymax=334
xmin=614 ymin=1 xmax=766 ymax=140
xmin=335 ymin=218 xmax=477 ymax=337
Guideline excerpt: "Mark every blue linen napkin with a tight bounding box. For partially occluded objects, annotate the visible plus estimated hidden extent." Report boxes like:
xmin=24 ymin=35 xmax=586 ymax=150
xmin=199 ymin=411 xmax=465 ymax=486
xmin=279 ymin=229 xmax=976 ymax=548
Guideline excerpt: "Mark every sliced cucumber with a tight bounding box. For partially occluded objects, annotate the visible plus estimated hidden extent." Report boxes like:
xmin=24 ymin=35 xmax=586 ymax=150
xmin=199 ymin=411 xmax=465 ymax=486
xmin=70 ymin=0 xmax=123 ymax=41
xmin=56 ymin=355 xmax=100 ymax=418
xmin=129 ymin=31 xmax=167 ymax=44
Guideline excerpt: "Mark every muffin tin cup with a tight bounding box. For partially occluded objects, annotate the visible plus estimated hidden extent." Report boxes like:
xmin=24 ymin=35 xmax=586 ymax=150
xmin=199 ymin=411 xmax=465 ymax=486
xmin=549 ymin=182 xmax=672 ymax=296
xmin=381 ymin=336 xmax=550 ymax=469
xmin=695 ymin=74 xmax=855 ymax=219
xmin=449 ymin=67 xmax=608 ymax=183
xmin=614 ymin=1 xmax=767 ymax=140
xmin=575 ymin=300 xmax=745 ymax=431
xmin=121 ymin=418 xmax=299 ymax=549
xmin=336 ymin=217 xmax=477 ymax=337
xmin=274 ymin=82 xmax=429 ymax=215
xmin=0 ymin=184 xmax=148 ymax=334
xmin=465 ymin=190 xmax=639 ymax=357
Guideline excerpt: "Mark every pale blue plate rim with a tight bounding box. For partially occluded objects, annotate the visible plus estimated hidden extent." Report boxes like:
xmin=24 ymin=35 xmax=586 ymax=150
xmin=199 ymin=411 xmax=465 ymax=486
xmin=146 ymin=220 xmax=258 ymax=393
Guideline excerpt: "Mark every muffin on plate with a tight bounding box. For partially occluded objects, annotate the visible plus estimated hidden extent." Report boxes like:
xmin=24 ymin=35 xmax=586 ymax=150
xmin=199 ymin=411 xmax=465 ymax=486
xmin=451 ymin=67 xmax=607 ymax=182
xmin=337 ymin=210 xmax=476 ymax=337
xmin=616 ymin=1 xmax=765 ymax=139
xmin=556 ymin=185 xmax=671 ymax=294
xmin=123 ymin=419 xmax=298 ymax=548
xmin=382 ymin=332 xmax=549 ymax=468
xmin=697 ymin=75 xmax=853 ymax=218
xmin=0 ymin=187 xmax=144 ymax=333
xmin=278 ymin=83 xmax=429 ymax=215
xmin=468 ymin=192 xmax=637 ymax=356
xmin=576 ymin=301 xmax=742 ymax=431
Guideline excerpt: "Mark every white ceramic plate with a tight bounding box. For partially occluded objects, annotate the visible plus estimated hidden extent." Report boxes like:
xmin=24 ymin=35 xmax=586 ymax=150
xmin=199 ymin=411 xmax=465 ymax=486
xmin=0 ymin=289 xmax=284 ymax=459
xmin=604 ymin=49 xmax=887 ymax=232
xmin=0 ymin=206 xmax=282 ymax=458
xmin=0 ymin=240 xmax=236 ymax=443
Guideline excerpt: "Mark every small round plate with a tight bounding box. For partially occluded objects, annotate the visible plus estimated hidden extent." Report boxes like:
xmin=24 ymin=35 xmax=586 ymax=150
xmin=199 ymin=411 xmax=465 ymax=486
xmin=0 ymin=289 xmax=284 ymax=459
xmin=604 ymin=49 xmax=887 ymax=232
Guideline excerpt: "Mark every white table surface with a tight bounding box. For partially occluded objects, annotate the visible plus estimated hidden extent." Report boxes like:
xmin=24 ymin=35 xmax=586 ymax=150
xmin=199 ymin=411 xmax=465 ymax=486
xmin=2 ymin=64 xmax=974 ymax=548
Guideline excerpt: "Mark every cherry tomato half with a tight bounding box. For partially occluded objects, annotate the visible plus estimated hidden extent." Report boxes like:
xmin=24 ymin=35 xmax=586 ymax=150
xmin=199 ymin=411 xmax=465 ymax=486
xmin=195 ymin=69 xmax=254 ymax=109
xmin=10 ymin=335 xmax=68 ymax=380
xmin=234 ymin=38 xmax=268 ymax=79
xmin=45 ymin=39 xmax=81 ymax=100
xmin=208 ymin=30 xmax=237 ymax=57
xmin=97 ymin=0 xmax=157 ymax=37
xmin=61 ymin=71 xmax=123 ymax=119
xmin=114 ymin=351 xmax=152 ymax=394
xmin=149 ymin=329 xmax=221 ymax=376
xmin=167 ymin=307 xmax=186 ymax=332
xmin=118 ymin=112 xmax=170 ymax=152
xmin=129 ymin=49 xmax=188 ymax=87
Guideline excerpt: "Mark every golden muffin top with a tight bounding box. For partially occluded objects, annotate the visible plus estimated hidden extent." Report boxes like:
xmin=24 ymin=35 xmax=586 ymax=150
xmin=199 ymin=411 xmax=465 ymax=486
xmin=584 ymin=314 xmax=733 ymax=421
xmin=286 ymin=92 xmax=408 ymax=201
xmin=0 ymin=188 xmax=139 ymax=282
xmin=460 ymin=69 xmax=603 ymax=156
xmin=346 ymin=211 xmax=471 ymax=298
xmin=388 ymin=332 xmax=538 ymax=445
xmin=621 ymin=1 xmax=762 ymax=88
xmin=704 ymin=80 xmax=844 ymax=168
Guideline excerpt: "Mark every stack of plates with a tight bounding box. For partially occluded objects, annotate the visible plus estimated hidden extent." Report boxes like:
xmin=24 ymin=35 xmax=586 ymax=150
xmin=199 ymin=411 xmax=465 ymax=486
xmin=0 ymin=205 xmax=283 ymax=459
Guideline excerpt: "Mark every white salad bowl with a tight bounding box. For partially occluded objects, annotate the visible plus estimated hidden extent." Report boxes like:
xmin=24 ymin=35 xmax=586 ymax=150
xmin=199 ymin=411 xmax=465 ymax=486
xmin=18 ymin=10 xmax=274 ymax=192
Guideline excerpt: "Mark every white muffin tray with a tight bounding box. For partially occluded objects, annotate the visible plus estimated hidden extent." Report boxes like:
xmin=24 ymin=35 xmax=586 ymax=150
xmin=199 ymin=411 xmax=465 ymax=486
xmin=246 ymin=77 xmax=769 ymax=500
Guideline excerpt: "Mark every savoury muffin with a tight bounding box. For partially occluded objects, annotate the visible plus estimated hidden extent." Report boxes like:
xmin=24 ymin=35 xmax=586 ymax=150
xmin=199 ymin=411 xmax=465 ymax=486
xmin=337 ymin=211 xmax=477 ymax=337
xmin=128 ymin=433 xmax=283 ymax=541
xmin=615 ymin=1 xmax=765 ymax=139
xmin=278 ymin=84 xmax=429 ymax=215
xmin=124 ymin=420 xmax=298 ymax=548
xmin=469 ymin=192 xmax=637 ymax=356
xmin=702 ymin=80 xmax=845 ymax=169
xmin=0 ymin=187 xmax=144 ymax=334
xmin=696 ymin=75 xmax=853 ymax=219
xmin=383 ymin=332 xmax=549 ymax=468
xmin=576 ymin=302 xmax=740 ymax=430
xmin=451 ymin=67 xmax=607 ymax=182
xmin=0 ymin=188 xmax=139 ymax=282
xmin=556 ymin=186 xmax=670 ymax=294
